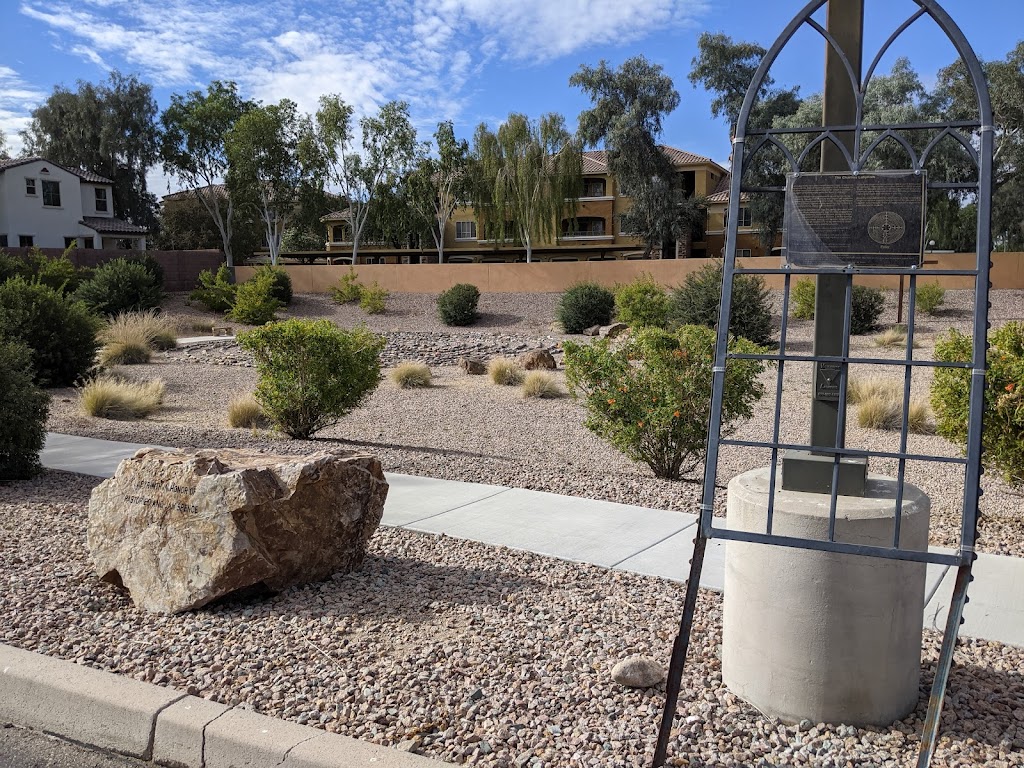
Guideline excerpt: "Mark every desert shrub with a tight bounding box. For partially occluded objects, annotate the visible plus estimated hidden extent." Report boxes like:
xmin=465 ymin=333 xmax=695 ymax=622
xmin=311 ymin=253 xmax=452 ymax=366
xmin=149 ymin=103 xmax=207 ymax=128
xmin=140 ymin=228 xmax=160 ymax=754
xmin=228 ymin=271 xmax=282 ymax=325
xmin=226 ymin=394 xmax=269 ymax=429
xmin=614 ymin=274 xmax=669 ymax=328
xmin=0 ymin=248 xmax=88 ymax=292
xmin=391 ymin=362 xmax=432 ymax=388
xmin=787 ymin=279 xmax=885 ymax=334
xmin=190 ymin=265 xmax=236 ymax=312
xmin=437 ymin=283 xmax=481 ymax=326
xmin=98 ymin=341 xmax=151 ymax=366
xmin=792 ymin=278 xmax=816 ymax=319
xmin=74 ymin=258 xmax=163 ymax=317
xmin=847 ymin=376 xmax=902 ymax=405
xmin=0 ymin=277 xmax=101 ymax=386
xmin=80 ymin=376 xmax=165 ymax=419
xmin=522 ymin=371 xmax=562 ymax=399
xmin=99 ymin=310 xmax=177 ymax=351
xmin=488 ymin=357 xmax=524 ymax=386
xmin=0 ymin=251 xmax=31 ymax=283
xmin=915 ymin=281 xmax=945 ymax=315
xmin=668 ymin=261 xmax=774 ymax=345
xmin=330 ymin=269 xmax=363 ymax=304
xmin=907 ymin=399 xmax=935 ymax=434
xmin=564 ymin=325 xmax=768 ymax=480
xmin=0 ymin=340 xmax=50 ymax=482
xmin=557 ymin=282 xmax=615 ymax=334
xmin=238 ymin=319 xmax=385 ymax=439
xmin=856 ymin=394 xmax=902 ymax=430
xmin=122 ymin=253 xmax=165 ymax=288
xmin=933 ymin=322 xmax=1024 ymax=488
xmin=256 ymin=265 xmax=293 ymax=305
xmin=359 ymin=282 xmax=388 ymax=314
xmin=874 ymin=327 xmax=907 ymax=348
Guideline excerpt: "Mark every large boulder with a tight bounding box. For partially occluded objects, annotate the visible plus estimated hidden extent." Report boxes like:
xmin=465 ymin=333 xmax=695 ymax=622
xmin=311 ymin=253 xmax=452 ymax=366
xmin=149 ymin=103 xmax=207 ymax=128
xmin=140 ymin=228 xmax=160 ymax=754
xmin=87 ymin=447 xmax=388 ymax=614
xmin=519 ymin=348 xmax=557 ymax=370
xmin=459 ymin=356 xmax=487 ymax=375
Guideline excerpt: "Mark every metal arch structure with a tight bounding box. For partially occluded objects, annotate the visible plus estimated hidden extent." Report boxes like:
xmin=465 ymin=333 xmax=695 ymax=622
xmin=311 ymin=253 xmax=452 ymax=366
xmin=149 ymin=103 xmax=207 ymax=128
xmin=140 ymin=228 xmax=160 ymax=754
xmin=652 ymin=2 xmax=994 ymax=766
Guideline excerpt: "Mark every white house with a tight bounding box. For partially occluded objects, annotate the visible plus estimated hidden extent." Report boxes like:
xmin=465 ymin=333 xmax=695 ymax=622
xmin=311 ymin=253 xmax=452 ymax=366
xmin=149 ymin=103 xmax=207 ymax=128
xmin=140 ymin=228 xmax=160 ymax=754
xmin=0 ymin=157 xmax=149 ymax=250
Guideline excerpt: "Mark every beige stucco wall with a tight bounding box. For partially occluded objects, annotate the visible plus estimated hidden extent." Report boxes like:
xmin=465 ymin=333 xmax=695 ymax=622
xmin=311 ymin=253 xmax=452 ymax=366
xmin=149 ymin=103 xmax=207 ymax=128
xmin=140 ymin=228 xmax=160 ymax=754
xmin=236 ymin=252 xmax=1024 ymax=294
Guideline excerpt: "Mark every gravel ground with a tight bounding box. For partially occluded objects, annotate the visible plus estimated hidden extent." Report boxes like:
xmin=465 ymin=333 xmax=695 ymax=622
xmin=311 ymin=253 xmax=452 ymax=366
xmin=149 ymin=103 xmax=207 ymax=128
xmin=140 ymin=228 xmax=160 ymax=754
xmin=2 ymin=472 xmax=1023 ymax=768
xmin=11 ymin=287 xmax=1024 ymax=766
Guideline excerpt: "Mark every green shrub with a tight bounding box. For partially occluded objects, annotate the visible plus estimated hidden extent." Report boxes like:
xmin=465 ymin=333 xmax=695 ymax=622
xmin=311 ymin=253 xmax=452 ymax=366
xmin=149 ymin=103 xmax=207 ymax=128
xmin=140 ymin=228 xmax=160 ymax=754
xmin=437 ymin=283 xmax=481 ymax=326
xmin=668 ymin=261 xmax=774 ymax=345
xmin=933 ymin=322 xmax=1024 ymax=488
xmin=557 ymin=282 xmax=616 ymax=333
xmin=74 ymin=258 xmax=163 ymax=316
xmin=0 ymin=251 xmax=31 ymax=283
xmin=0 ymin=248 xmax=89 ymax=293
xmin=391 ymin=362 xmax=432 ymax=388
xmin=792 ymin=278 xmax=816 ymax=319
xmin=564 ymin=325 xmax=768 ymax=480
xmin=238 ymin=319 xmax=385 ymax=439
xmin=359 ymin=282 xmax=388 ymax=314
xmin=915 ymin=281 xmax=945 ymax=315
xmin=0 ymin=340 xmax=50 ymax=482
xmin=228 ymin=271 xmax=282 ymax=325
xmin=257 ymin=265 xmax=293 ymax=305
xmin=787 ymin=279 xmax=885 ymax=335
xmin=614 ymin=274 xmax=669 ymax=328
xmin=122 ymin=253 xmax=165 ymax=289
xmin=330 ymin=269 xmax=363 ymax=304
xmin=0 ymin=277 xmax=101 ymax=386
xmin=190 ymin=265 xmax=236 ymax=313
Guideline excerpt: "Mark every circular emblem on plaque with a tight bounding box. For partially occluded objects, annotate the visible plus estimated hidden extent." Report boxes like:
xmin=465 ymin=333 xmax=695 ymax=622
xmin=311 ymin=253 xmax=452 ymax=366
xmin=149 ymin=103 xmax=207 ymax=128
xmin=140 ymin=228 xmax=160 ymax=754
xmin=868 ymin=211 xmax=906 ymax=245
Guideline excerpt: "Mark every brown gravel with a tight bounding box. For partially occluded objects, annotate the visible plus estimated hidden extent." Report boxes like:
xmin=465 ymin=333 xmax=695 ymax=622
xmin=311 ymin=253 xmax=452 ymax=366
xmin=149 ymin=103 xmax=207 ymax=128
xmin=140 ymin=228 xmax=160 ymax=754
xmin=11 ymin=287 xmax=1024 ymax=767
xmin=2 ymin=472 xmax=1023 ymax=767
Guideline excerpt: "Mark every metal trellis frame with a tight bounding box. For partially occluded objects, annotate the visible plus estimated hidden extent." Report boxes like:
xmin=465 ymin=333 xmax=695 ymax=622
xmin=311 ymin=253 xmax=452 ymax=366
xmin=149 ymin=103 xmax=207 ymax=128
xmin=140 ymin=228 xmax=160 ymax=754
xmin=652 ymin=2 xmax=994 ymax=766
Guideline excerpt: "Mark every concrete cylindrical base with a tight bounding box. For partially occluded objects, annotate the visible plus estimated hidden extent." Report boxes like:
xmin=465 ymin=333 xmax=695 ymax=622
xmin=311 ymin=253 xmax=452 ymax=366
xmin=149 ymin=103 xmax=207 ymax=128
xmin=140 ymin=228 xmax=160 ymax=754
xmin=723 ymin=467 xmax=930 ymax=726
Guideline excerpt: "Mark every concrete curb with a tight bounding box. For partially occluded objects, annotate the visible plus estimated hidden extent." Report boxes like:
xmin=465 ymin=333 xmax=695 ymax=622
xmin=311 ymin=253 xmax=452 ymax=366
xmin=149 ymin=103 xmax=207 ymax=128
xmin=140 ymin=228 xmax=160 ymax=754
xmin=0 ymin=643 xmax=440 ymax=767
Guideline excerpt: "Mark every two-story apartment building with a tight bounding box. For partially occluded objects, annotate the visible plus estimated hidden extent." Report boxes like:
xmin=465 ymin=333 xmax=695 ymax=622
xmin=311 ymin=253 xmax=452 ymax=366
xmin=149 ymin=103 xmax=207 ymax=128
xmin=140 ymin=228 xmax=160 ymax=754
xmin=320 ymin=145 xmax=773 ymax=265
xmin=0 ymin=157 xmax=149 ymax=251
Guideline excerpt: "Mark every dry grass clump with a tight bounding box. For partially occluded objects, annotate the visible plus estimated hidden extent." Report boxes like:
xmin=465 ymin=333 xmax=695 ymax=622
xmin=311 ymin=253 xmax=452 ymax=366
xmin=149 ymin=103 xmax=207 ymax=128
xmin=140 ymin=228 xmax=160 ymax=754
xmin=847 ymin=376 xmax=902 ymax=405
xmin=853 ymin=381 xmax=935 ymax=434
xmin=488 ymin=357 xmax=524 ymax=386
xmin=100 ymin=310 xmax=177 ymax=350
xmin=226 ymin=394 xmax=269 ymax=429
xmin=80 ymin=376 xmax=165 ymax=419
xmin=873 ymin=326 xmax=922 ymax=349
xmin=97 ymin=340 xmax=152 ymax=366
xmin=907 ymin=399 xmax=936 ymax=434
xmin=856 ymin=394 xmax=903 ymax=430
xmin=522 ymin=371 xmax=563 ymax=398
xmin=391 ymin=362 xmax=432 ymax=389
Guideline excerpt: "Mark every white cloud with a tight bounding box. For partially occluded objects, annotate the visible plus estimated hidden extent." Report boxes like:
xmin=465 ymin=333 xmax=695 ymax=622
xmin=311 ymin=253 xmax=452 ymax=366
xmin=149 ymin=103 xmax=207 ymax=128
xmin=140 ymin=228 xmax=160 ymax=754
xmin=15 ymin=0 xmax=710 ymax=149
xmin=0 ymin=66 xmax=47 ymax=156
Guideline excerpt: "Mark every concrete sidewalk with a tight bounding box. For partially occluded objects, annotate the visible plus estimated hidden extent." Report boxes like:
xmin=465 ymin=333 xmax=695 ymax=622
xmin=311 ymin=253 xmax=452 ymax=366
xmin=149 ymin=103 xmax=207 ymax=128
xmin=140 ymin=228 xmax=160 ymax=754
xmin=39 ymin=432 xmax=1024 ymax=649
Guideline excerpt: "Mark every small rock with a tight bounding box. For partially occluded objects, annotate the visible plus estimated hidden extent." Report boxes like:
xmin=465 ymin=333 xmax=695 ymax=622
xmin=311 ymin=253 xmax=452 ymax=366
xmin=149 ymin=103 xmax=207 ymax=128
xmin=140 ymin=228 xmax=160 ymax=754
xmin=459 ymin=357 xmax=487 ymax=375
xmin=397 ymin=737 xmax=421 ymax=753
xmin=519 ymin=348 xmax=556 ymax=370
xmin=582 ymin=325 xmax=601 ymax=336
xmin=610 ymin=655 xmax=666 ymax=688
xmin=600 ymin=323 xmax=629 ymax=339
xmin=514 ymin=750 xmax=534 ymax=767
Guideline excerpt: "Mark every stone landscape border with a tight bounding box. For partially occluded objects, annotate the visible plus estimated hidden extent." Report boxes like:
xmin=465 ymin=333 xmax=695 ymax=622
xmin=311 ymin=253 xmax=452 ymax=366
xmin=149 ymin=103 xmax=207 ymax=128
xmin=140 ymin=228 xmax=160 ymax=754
xmin=0 ymin=643 xmax=438 ymax=767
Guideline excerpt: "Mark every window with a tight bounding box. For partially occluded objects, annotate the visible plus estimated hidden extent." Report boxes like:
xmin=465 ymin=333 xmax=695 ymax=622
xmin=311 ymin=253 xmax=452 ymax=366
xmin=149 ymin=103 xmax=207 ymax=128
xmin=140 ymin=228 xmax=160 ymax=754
xmin=95 ymin=188 xmax=108 ymax=212
xmin=81 ymin=237 xmax=94 ymax=249
xmin=25 ymin=178 xmax=36 ymax=196
xmin=582 ymin=179 xmax=606 ymax=197
xmin=562 ymin=217 xmax=606 ymax=237
xmin=19 ymin=235 xmax=34 ymax=247
xmin=42 ymin=180 xmax=61 ymax=207
xmin=455 ymin=221 xmax=477 ymax=240
xmin=64 ymin=237 xmax=78 ymax=248
xmin=725 ymin=207 xmax=752 ymax=228
xmin=737 ymin=249 xmax=752 ymax=258
xmin=331 ymin=225 xmax=348 ymax=242
xmin=0 ymin=235 xmax=7 ymax=247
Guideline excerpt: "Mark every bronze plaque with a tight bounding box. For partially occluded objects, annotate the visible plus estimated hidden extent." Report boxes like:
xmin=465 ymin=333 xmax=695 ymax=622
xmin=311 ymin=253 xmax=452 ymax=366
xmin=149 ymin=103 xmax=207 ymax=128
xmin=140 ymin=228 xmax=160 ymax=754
xmin=815 ymin=361 xmax=843 ymax=402
xmin=783 ymin=171 xmax=926 ymax=268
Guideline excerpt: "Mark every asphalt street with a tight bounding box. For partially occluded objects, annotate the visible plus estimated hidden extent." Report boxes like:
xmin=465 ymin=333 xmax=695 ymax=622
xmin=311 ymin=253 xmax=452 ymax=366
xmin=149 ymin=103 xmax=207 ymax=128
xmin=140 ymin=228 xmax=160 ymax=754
xmin=0 ymin=726 xmax=150 ymax=768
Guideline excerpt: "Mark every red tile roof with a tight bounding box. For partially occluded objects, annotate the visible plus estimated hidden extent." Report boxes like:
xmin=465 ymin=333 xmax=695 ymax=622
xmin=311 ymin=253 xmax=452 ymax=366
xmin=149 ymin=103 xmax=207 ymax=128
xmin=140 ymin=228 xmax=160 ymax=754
xmin=0 ymin=156 xmax=113 ymax=184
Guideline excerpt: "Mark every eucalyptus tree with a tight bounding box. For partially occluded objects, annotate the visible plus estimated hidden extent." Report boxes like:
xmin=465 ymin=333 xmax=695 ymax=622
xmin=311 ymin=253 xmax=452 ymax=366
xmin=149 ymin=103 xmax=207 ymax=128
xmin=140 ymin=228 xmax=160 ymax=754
xmin=225 ymin=100 xmax=304 ymax=265
xmin=161 ymin=81 xmax=255 ymax=266
xmin=301 ymin=97 xmax=420 ymax=262
xmin=407 ymin=121 xmax=470 ymax=263
xmin=23 ymin=71 xmax=161 ymax=227
xmin=572 ymin=55 xmax=705 ymax=257
xmin=0 ymin=129 xmax=9 ymax=160
xmin=470 ymin=112 xmax=582 ymax=263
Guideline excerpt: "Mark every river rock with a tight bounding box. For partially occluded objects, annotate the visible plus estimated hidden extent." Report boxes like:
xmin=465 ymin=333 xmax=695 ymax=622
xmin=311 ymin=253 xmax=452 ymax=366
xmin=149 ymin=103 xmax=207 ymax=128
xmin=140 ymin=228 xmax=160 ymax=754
xmin=87 ymin=447 xmax=388 ymax=614
xmin=519 ymin=348 xmax=557 ymax=370
xmin=459 ymin=356 xmax=487 ymax=374
xmin=611 ymin=655 xmax=667 ymax=688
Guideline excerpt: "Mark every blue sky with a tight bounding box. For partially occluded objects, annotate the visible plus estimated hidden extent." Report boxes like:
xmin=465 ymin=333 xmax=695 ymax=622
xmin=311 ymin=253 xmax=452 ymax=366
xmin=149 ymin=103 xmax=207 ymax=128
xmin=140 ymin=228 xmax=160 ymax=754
xmin=1 ymin=0 xmax=1021 ymax=192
